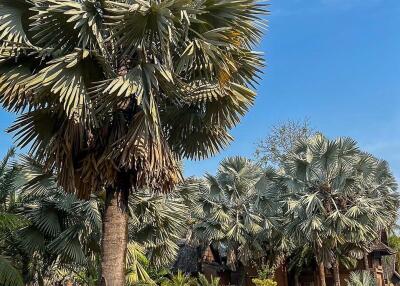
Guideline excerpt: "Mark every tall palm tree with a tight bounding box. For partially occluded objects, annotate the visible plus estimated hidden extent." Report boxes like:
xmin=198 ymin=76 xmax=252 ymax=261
xmin=273 ymin=134 xmax=398 ymax=286
xmin=0 ymin=1 xmax=266 ymax=284
xmin=188 ymin=157 xmax=267 ymax=283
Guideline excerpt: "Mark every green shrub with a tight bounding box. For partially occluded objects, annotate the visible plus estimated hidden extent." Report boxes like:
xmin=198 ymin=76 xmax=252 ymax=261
xmin=251 ymin=260 xmax=278 ymax=286
xmin=161 ymin=271 xmax=196 ymax=286
xmin=197 ymin=274 xmax=220 ymax=286
xmin=252 ymin=278 xmax=278 ymax=286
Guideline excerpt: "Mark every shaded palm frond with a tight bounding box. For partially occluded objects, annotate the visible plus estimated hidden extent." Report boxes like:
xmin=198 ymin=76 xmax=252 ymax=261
xmin=0 ymin=256 xmax=24 ymax=286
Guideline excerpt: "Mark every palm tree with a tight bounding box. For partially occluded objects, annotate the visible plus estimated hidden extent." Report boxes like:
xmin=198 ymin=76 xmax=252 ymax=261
xmin=12 ymin=156 xmax=102 ymax=284
xmin=0 ymin=152 xmax=101 ymax=285
xmin=273 ymin=134 xmax=398 ymax=286
xmin=128 ymin=191 xmax=189 ymax=270
xmin=0 ymin=1 xmax=266 ymax=284
xmin=188 ymin=157 xmax=267 ymax=283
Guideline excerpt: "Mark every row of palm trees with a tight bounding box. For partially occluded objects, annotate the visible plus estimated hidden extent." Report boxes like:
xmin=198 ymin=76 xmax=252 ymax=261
xmin=0 ymin=132 xmax=398 ymax=285
xmin=0 ymin=3 xmax=397 ymax=286
xmin=184 ymin=134 xmax=399 ymax=286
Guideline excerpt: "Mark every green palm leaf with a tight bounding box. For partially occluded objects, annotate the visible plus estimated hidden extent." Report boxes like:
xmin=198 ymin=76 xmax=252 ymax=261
xmin=0 ymin=256 xmax=23 ymax=286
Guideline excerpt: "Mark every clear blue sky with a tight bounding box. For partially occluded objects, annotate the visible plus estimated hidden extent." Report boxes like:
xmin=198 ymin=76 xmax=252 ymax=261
xmin=184 ymin=0 xmax=400 ymax=178
xmin=0 ymin=0 xmax=399 ymax=180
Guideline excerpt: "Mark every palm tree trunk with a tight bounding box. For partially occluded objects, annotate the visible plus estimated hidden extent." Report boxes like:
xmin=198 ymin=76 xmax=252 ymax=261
xmin=332 ymin=258 xmax=341 ymax=286
xmin=318 ymin=261 xmax=326 ymax=286
xmin=294 ymin=272 xmax=300 ymax=286
xmin=237 ymin=263 xmax=247 ymax=286
xmin=364 ymin=251 xmax=369 ymax=270
xmin=100 ymin=180 xmax=130 ymax=286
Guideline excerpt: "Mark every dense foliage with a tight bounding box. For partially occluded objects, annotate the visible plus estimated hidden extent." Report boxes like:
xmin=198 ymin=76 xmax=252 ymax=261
xmin=190 ymin=157 xmax=266 ymax=269
xmin=0 ymin=154 xmax=189 ymax=285
xmin=0 ymin=1 xmax=267 ymax=282
xmin=0 ymin=0 xmax=266 ymax=197
xmin=0 ymin=131 xmax=397 ymax=285
xmin=269 ymin=134 xmax=398 ymax=286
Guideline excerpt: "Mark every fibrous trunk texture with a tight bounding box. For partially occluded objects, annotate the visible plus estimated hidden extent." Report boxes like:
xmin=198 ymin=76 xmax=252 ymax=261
xmin=318 ymin=261 xmax=326 ymax=286
xmin=332 ymin=258 xmax=341 ymax=286
xmin=100 ymin=181 xmax=129 ymax=286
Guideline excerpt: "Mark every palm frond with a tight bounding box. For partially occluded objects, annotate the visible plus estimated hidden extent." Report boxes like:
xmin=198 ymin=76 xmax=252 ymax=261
xmin=0 ymin=256 xmax=23 ymax=286
xmin=0 ymin=0 xmax=33 ymax=49
xmin=346 ymin=271 xmax=376 ymax=286
xmin=30 ymin=0 xmax=105 ymax=53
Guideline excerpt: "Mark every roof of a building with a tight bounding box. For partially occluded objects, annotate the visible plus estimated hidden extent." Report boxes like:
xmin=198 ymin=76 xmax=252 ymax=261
xmin=369 ymin=241 xmax=396 ymax=256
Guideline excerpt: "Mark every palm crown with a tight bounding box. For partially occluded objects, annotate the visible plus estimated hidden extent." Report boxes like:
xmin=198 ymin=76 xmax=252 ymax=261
xmin=192 ymin=157 xmax=266 ymax=270
xmin=0 ymin=2 xmax=267 ymax=284
xmin=0 ymin=0 xmax=265 ymax=196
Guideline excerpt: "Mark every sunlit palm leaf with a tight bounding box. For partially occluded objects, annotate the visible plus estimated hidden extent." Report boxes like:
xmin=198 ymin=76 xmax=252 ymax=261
xmin=30 ymin=0 xmax=105 ymax=53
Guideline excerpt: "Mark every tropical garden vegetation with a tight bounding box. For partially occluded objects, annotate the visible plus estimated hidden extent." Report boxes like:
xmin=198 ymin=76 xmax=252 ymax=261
xmin=0 ymin=0 xmax=266 ymax=284
xmin=0 ymin=0 xmax=397 ymax=285
xmin=0 ymin=123 xmax=398 ymax=286
xmin=0 ymin=152 xmax=190 ymax=285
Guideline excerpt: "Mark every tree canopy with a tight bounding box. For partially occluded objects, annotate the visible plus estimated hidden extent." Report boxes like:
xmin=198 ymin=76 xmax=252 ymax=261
xmin=0 ymin=0 xmax=266 ymax=197
xmin=264 ymin=134 xmax=399 ymax=286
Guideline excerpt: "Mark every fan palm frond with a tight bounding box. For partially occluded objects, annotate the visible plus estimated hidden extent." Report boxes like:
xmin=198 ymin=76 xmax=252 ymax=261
xmin=0 ymin=256 xmax=23 ymax=286
xmin=187 ymin=157 xmax=268 ymax=269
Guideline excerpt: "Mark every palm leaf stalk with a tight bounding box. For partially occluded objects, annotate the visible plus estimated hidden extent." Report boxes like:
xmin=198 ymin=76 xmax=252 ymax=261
xmin=0 ymin=0 xmax=267 ymax=284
